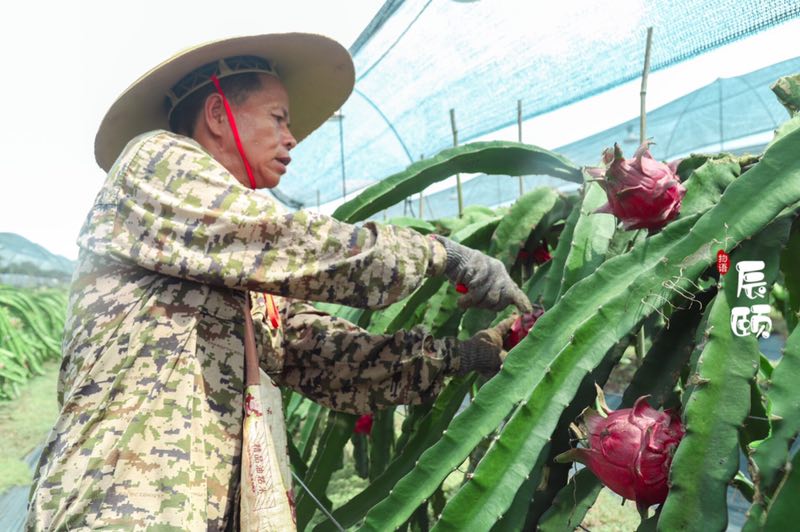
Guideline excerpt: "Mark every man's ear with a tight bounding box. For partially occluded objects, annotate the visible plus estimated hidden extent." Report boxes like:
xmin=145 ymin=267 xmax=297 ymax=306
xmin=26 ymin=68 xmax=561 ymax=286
xmin=203 ymin=93 xmax=227 ymax=138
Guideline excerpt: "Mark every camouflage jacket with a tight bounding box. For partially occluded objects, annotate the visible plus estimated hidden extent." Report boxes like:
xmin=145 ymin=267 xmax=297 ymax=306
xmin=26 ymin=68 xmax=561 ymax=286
xmin=27 ymin=130 xmax=462 ymax=530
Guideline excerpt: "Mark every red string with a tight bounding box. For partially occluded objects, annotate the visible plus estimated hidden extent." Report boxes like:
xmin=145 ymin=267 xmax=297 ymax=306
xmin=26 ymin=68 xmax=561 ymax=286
xmin=211 ymin=73 xmax=280 ymax=329
xmin=266 ymin=293 xmax=280 ymax=329
xmin=210 ymin=74 xmax=257 ymax=190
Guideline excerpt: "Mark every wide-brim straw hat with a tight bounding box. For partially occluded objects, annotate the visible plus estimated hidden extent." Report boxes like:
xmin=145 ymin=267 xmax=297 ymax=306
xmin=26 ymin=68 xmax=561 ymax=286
xmin=94 ymin=33 xmax=354 ymax=172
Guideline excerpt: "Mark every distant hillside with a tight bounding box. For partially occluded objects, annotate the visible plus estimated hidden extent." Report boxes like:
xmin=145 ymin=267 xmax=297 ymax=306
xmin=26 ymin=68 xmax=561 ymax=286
xmin=0 ymin=233 xmax=74 ymax=286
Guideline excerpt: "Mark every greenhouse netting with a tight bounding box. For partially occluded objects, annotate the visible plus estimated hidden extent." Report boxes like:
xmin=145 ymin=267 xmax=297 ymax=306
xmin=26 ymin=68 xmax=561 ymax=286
xmin=378 ymin=54 xmax=800 ymax=220
xmin=274 ymin=0 xmax=800 ymax=212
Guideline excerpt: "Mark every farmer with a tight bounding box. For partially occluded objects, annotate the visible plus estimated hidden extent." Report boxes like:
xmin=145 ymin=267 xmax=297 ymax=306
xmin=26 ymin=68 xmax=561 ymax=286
xmin=26 ymin=33 xmax=531 ymax=530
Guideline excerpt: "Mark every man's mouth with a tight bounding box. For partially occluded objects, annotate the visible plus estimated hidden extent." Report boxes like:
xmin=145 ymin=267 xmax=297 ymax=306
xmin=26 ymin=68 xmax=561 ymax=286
xmin=274 ymin=156 xmax=291 ymax=175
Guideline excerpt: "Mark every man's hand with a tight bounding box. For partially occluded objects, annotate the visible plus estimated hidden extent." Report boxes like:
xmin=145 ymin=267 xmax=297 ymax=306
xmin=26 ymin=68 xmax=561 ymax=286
xmin=433 ymin=235 xmax=532 ymax=313
xmin=456 ymin=316 xmax=516 ymax=377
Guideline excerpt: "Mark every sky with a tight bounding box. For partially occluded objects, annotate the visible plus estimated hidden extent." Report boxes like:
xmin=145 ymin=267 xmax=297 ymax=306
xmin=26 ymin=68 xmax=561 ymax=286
xmin=1 ymin=2 xmax=798 ymax=260
xmin=0 ymin=0 xmax=384 ymax=260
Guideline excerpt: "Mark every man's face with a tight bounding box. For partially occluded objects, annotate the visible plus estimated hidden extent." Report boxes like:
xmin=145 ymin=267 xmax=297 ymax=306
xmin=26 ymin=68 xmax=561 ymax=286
xmin=226 ymin=74 xmax=297 ymax=189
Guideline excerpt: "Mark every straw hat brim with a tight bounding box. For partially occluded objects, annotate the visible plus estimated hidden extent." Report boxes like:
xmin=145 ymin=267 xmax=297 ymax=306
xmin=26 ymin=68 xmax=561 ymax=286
xmin=94 ymin=33 xmax=354 ymax=172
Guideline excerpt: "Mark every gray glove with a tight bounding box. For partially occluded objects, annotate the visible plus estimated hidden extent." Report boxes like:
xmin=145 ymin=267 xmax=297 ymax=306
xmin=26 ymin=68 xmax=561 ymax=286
xmin=433 ymin=235 xmax=532 ymax=313
xmin=456 ymin=316 xmax=516 ymax=377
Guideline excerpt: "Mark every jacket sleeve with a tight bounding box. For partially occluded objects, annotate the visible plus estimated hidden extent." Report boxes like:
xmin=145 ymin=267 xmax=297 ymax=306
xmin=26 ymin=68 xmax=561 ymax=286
xmin=270 ymin=299 xmax=461 ymax=415
xmin=78 ymin=130 xmax=447 ymax=309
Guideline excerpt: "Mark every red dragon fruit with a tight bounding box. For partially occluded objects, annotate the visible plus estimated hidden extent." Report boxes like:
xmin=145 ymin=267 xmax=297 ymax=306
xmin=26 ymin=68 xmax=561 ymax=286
xmin=532 ymin=241 xmax=552 ymax=264
xmin=503 ymin=306 xmax=545 ymax=350
xmin=555 ymin=388 xmax=684 ymax=516
xmin=586 ymin=142 xmax=686 ymax=232
xmin=354 ymin=414 xmax=373 ymax=435
xmin=517 ymin=240 xmax=551 ymax=266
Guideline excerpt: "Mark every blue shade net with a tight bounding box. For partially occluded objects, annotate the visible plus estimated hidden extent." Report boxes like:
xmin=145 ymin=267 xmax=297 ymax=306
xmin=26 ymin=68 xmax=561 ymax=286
xmin=273 ymin=0 xmax=800 ymax=220
xmin=404 ymin=54 xmax=800 ymax=221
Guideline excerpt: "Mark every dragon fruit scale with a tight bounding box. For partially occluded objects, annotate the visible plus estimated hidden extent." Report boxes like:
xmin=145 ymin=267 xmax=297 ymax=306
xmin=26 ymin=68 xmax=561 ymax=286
xmin=586 ymin=142 xmax=686 ymax=232
xmin=555 ymin=389 xmax=685 ymax=516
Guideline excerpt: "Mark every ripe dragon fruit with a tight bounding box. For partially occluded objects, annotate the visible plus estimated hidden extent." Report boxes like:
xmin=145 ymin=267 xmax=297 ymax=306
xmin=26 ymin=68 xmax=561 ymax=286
xmin=555 ymin=388 xmax=685 ymax=516
xmin=532 ymin=241 xmax=552 ymax=264
xmin=517 ymin=240 xmax=551 ymax=266
xmin=586 ymin=142 xmax=686 ymax=232
xmin=503 ymin=306 xmax=545 ymax=350
xmin=354 ymin=414 xmax=373 ymax=435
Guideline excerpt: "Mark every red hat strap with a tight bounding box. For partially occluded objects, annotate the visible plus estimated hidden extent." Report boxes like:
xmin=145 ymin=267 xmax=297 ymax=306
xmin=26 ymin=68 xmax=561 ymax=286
xmin=210 ymin=73 xmax=257 ymax=190
xmin=211 ymin=73 xmax=280 ymax=329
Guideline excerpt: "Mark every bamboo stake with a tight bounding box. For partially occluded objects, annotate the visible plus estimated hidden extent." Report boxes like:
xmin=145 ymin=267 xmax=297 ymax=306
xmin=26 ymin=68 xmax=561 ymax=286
xmin=636 ymin=27 xmax=654 ymax=366
xmin=639 ymin=28 xmax=653 ymax=144
xmin=450 ymin=109 xmax=464 ymax=218
xmin=337 ymin=111 xmax=347 ymax=198
xmin=419 ymin=154 xmax=425 ymax=219
xmin=518 ymin=99 xmax=524 ymax=196
xmin=718 ymin=81 xmax=725 ymax=151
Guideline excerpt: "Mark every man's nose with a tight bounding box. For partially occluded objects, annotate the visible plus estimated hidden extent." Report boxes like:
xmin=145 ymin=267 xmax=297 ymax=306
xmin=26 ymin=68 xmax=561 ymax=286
xmin=284 ymin=129 xmax=298 ymax=150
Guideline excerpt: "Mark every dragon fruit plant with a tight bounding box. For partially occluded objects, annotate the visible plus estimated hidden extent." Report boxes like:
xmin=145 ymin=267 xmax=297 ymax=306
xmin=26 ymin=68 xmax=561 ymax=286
xmin=294 ymin=74 xmax=800 ymax=532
